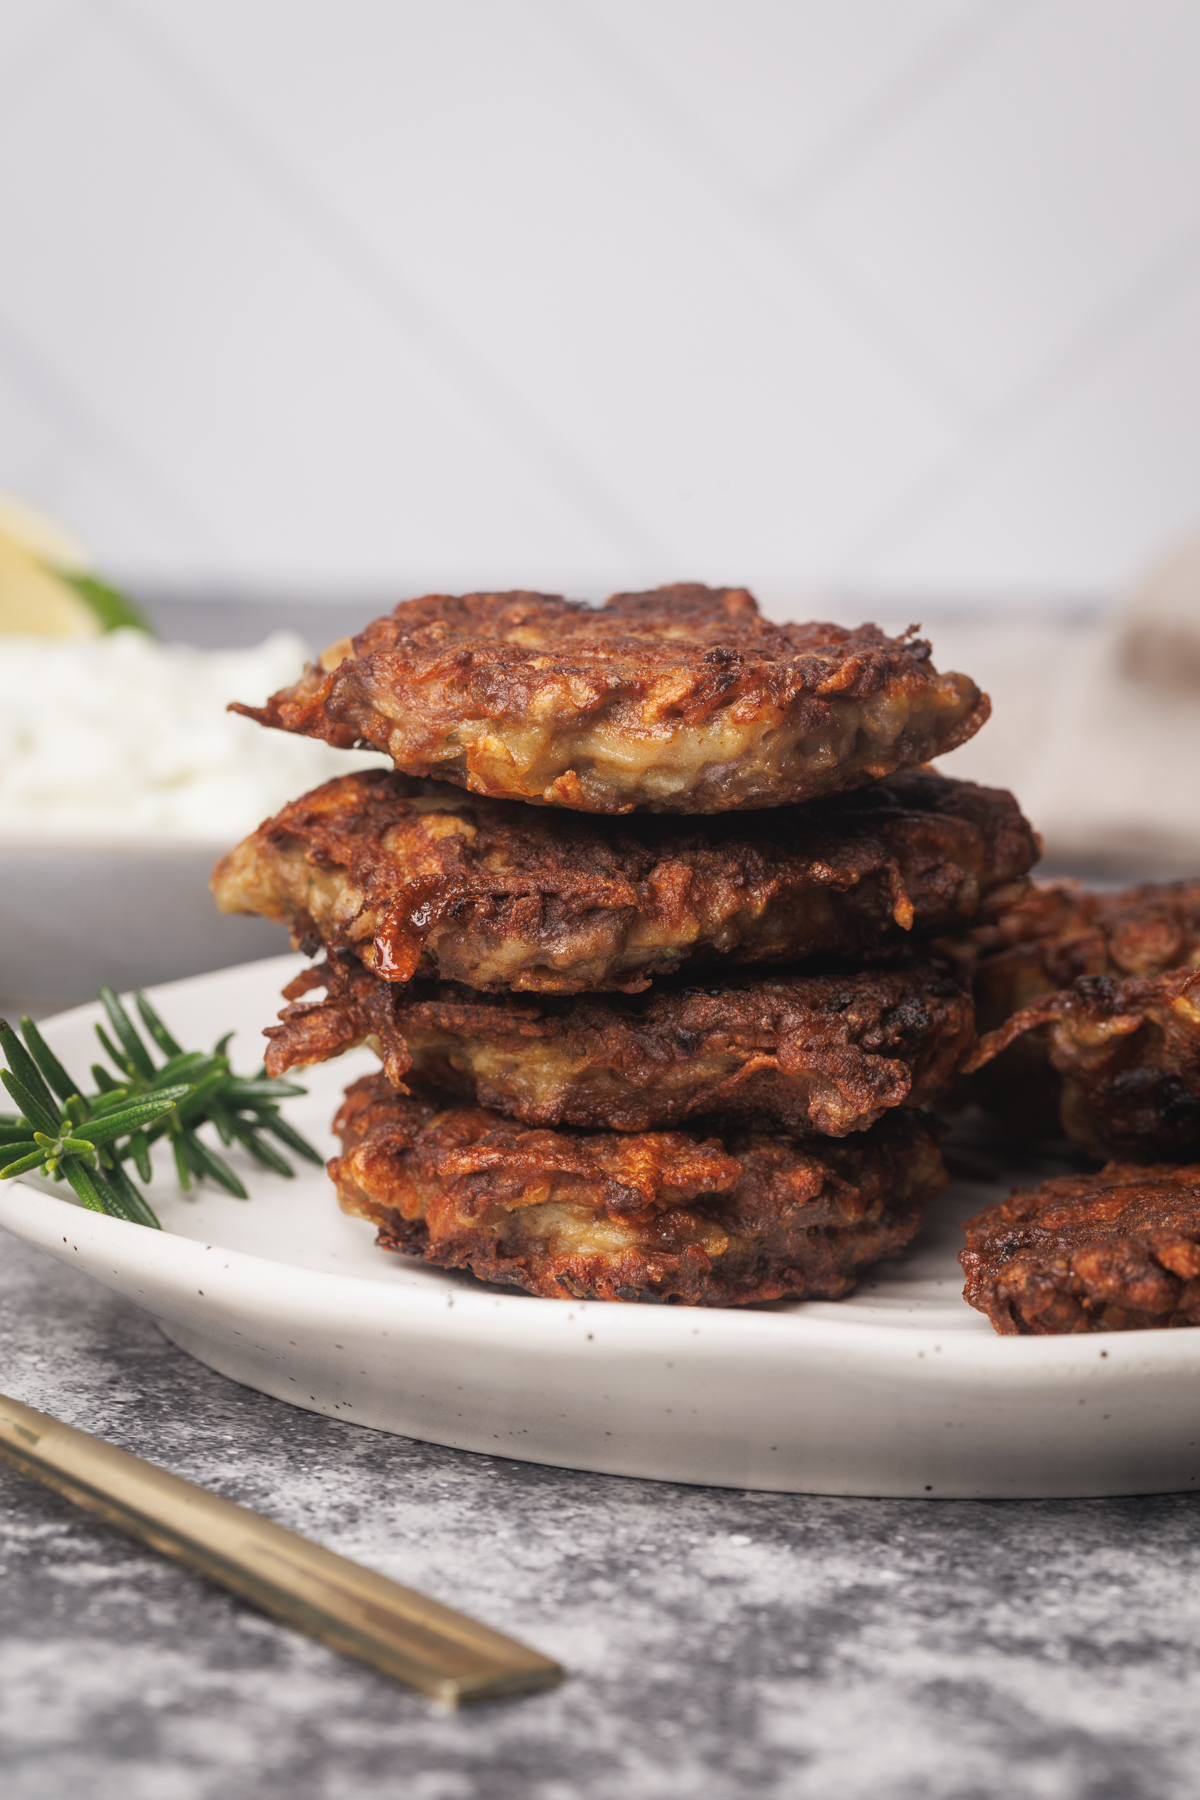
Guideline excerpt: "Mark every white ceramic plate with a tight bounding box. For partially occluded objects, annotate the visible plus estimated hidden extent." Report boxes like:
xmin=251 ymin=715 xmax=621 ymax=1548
xmin=3 ymin=955 xmax=1200 ymax=1499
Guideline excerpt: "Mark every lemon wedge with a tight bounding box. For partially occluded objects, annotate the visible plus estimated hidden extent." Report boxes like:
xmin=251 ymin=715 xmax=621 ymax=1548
xmin=0 ymin=494 xmax=149 ymax=636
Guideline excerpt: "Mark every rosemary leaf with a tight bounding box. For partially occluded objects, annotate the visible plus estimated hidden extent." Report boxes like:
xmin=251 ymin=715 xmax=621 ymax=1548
xmin=223 ymin=1113 xmax=294 ymax=1178
xmin=182 ymin=1130 xmax=249 ymax=1200
xmin=78 ymin=1087 xmax=192 ymax=1146
xmin=96 ymin=1152 xmax=161 ymax=1224
xmin=222 ymin=1077 xmax=308 ymax=1104
xmin=63 ymin=1095 xmax=87 ymax=1130
xmin=173 ymin=1068 xmax=231 ymax=1124
xmin=87 ymin=1087 xmax=135 ymax=1118
xmin=0 ymin=1146 xmax=44 ymax=1179
xmin=91 ymin=1063 xmax=122 ymax=1093
xmin=98 ymin=1156 xmax=161 ymax=1228
xmin=156 ymin=1050 xmax=221 ymax=1085
xmin=0 ymin=1022 xmax=59 ymax=1129
xmin=95 ymin=1024 xmax=135 ymax=1080
xmin=99 ymin=987 xmax=156 ymax=1081
xmin=133 ymin=1113 xmax=175 ymax=1151
xmin=0 ymin=1068 xmax=59 ymax=1137
xmin=172 ymin=1133 xmax=191 ymax=1191
xmin=18 ymin=1017 xmax=80 ymax=1106
xmin=208 ymin=1102 xmax=234 ymax=1146
xmin=134 ymin=990 xmax=184 ymax=1059
xmin=62 ymin=1157 xmax=108 ymax=1215
xmin=59 ymin=1135 xmax=100 ymax=1159
xmin=127 ymin=1128 xmax=152 ymax=1183
xmin=252 ymin=1111 xmax=324 ymax=1165
xmin=86 ymin=1163 xmax=141 ymax=1224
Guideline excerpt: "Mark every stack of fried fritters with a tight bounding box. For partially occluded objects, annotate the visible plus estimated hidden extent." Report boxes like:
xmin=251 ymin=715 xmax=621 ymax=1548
xmin=213 ymin=584 xmax=1040 ymax=1307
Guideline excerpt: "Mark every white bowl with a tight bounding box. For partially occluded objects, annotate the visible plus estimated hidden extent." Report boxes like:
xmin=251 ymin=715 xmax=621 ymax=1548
xmin=0 ymin=839 xmax=287 ymax=1014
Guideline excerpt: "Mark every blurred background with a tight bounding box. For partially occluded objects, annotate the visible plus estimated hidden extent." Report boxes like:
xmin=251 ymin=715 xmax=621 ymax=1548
xmin=4 ymin=0 xmax=1199 ymax=605
xmin=3 ymin=0 xmax=1200 ymax=1011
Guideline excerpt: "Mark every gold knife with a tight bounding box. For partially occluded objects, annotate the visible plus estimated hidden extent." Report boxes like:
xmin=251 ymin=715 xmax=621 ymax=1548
xmin=0 ymin=1390 xmax=562 ymax=1706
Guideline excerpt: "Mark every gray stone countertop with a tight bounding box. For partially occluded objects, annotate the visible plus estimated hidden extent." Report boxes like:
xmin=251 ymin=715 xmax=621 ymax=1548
xmin=3 ymin=1232 xmax=1200 ymax=1800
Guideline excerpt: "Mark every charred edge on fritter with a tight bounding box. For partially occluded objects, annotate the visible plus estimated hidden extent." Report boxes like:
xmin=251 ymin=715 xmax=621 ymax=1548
xmin=230 ymin=585 xmax=989 ymax=814
xmin=212 ymin=765 xmax=1037 ymax=995
xmin=329 ymin=1074 xmax=948 ymax=1306
xmin=266 ymin=952 xmax=975 ymax=1137
xmin=961 ymin=1162 xmax=1200 ymax=1334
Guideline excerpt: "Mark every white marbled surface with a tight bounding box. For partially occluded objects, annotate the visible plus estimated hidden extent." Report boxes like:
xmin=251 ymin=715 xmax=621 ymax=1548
xmin=3 ymin=1230 xmax=1200 ymax=1800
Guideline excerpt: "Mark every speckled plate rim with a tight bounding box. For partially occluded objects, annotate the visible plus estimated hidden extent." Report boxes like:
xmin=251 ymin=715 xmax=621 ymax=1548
xmin=3 ymin=956 xmax=1200 ymax=1500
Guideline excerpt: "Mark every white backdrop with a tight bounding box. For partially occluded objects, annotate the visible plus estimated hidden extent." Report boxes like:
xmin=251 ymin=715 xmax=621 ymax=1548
xmin=2 ymin=0 xmax=1199 ymax=605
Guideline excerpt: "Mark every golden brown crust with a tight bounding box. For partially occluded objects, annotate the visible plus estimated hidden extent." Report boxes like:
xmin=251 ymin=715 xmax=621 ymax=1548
xmin=945 ymin=878 xmax=1200 ymax=1026
xmin=212 ymin=766 xmax=1037 ymax=995
xmin=330 ymin=1073 xmax=947 ymax=1305
xmin=964 ymin=968 xmax=1200 ymax=1162
xmin=268 ymin=953 xmax=974 ymax=1136
xmin=961 ymin=1163 xmax=1200 ymax=1334
xmin=230 ymin=585 xmax=989 ymax=813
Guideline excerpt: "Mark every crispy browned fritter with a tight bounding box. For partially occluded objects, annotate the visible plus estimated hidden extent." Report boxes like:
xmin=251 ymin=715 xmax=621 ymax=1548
xmin=945 ymin=881 xmax=1200 ymax=1142
xmin=961 ymin=1162 xmax=1200 ymax=1334
xmin=269 ymin=953 xmax=973 ymax=1136
xmin=231 ymin=585 xmax=989 ymax=814
xmin=964 ymin=968 xmax=1200 ymax=1162
xmin=946 ymin=878 xmax=1200 ymax=1028
xmin=212 ymin=766 xmax=1036 ymax=995
xmin=330 ymin=1073 xmax=947 ymax=1305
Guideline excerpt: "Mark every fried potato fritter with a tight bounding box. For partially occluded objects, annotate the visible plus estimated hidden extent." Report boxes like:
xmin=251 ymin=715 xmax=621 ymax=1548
xmin=964 ymin=968 xmax=1200 ymax=1162
xmin=946 ymin=879 xmax=1200 ymax=1029
xmin=331 ymin=1074 xmax=947 ymax=1305
xmin=212 ymin=767 xmax=1036 ymax=995
xmin=941 ymin=880 xmax=1200 ymax=1139
xmin=961 ymin=1163 xmax=1200 ymax=1334
xmin=231 ymin=586 xmax=989 ymax=814
xmin=268 ymin=953 xmax=974 ymax=1136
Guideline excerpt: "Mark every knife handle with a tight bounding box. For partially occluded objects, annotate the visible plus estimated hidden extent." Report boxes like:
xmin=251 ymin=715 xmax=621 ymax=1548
xmin=0 ymin=1390 xmax=561 ymax=1705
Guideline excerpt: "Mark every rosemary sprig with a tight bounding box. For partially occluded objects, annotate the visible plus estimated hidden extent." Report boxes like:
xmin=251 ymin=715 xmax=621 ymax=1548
xmin=0 ymin=1017 xmax=188 ymax=1227
xmin=92 ymin=987 xmax=322 ymax=1199
xmin=0 ymin=988 xmax=322 ymax=1229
